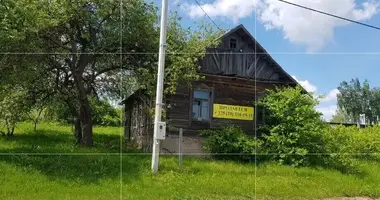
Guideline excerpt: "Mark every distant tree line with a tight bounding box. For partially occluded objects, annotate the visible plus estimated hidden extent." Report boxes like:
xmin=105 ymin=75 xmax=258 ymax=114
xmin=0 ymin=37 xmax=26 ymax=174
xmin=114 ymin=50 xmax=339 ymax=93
xmin=333 ymin=78 xmax=380 ymax=125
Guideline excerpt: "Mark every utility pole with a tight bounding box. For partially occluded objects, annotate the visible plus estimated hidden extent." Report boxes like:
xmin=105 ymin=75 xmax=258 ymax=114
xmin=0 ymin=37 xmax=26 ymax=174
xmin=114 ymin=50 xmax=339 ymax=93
xmin=151 ymin=0 xmax=169 ymax=173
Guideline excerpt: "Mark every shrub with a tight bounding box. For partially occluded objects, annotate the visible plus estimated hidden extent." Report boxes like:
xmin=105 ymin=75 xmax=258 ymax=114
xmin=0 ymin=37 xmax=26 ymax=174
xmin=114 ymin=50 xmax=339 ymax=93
xmin=200 ymin=125 xmax=263 ymax=162
xmin=258 ymin=86 xmax=329 ymax=166
xmin=102 ymin=115 xmax=121 ymax=127
xmin=257 ymin=86 xmax=360 ymax=172
xmin=201 ymin=86 xmax=379 ymax=173
xmin=325 ymin=125 xmax=380 ymax=160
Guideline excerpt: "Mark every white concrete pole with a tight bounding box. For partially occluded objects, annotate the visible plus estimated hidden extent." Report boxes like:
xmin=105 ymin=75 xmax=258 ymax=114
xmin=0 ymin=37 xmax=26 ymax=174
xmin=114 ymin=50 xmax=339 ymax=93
xmin=151 ymin=0 xmax=169 ymax=173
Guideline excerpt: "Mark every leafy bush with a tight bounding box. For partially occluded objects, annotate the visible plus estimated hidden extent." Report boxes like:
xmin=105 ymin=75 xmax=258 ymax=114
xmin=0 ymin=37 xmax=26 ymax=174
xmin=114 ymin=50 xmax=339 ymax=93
xmin=200 ymin=125 xmax=263 ymax=162
xmin=0 ymin=87 xmax=31 ymax=135
xmin=257 ymin=86 xmax=370 ymax=172
xmin=201 ymin=86 xmax=380 ymax=173
xmin=102 ymin=115 xmax=121 ymax=127
xmin=325 ymin=125 xmax=380 ymax=159
xmin=258 ymin=86 xmax=331 ymax=166
xmin=45 ymin=97 xmax=123 ymax=127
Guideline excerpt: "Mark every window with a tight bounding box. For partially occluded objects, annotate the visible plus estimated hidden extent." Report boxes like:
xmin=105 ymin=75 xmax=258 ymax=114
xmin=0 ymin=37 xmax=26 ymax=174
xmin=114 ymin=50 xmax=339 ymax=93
xmin=230 ymin=38 xmax=237 ymax=49
xmin=192 ymin=90 xmax=211 ymax=121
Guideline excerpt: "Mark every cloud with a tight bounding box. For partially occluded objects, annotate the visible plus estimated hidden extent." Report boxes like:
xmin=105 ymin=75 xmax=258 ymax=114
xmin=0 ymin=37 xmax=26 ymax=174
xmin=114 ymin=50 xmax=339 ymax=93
xmin=291 ymin=75 xmax=317 ymax=93
xmin=291 ymin=75 xmax=339 ymax=121
xmin=316 ymin=105 xmax=337 ymax=121
xmin=182 ymin=0 xmax=260 ymax=23
xmin=321 ymin=88 xmax=340 ymax=103
xmin=183 ymin=0 xmax=379 ymax=51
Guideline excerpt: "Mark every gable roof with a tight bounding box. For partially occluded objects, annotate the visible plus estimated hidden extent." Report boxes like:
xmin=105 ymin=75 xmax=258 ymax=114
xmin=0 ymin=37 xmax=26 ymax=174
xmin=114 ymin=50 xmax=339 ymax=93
xmin=216 ymin=24 xmax=301 ymax=87
xmin=121 ymin=24 xmax=309 ymax=105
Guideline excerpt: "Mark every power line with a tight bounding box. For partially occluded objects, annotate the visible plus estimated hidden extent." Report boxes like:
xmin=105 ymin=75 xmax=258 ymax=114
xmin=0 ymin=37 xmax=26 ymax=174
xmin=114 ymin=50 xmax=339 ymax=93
xmin=194 ymin=0 xmax=380 ymax=32
xmin=193 ymin=0 xmax=224 ymax=32
xmin=277 ymin=0 xmax=380 ymax=31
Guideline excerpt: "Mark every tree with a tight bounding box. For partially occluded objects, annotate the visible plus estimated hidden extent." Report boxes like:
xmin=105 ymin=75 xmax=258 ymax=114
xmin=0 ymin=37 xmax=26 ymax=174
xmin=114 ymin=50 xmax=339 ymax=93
xmin=27 ymin=106 xmax=47 ymax=131
xmin=331 ymin=107 xmax=352 ymax=123
xmin=337 ymin=78 xmax=380 ymax=126
xmin=361 ymin=80 xmax=372 ymax=124
xmin=0 ymin=86 xmax=30 ymax=136
xmin=337 ymin=78 xmax=363 ymax=126
xmin=370 ymin=87 xmax=380 ymax=124
xmin=0 ymin=0 xmax=220 ymax=145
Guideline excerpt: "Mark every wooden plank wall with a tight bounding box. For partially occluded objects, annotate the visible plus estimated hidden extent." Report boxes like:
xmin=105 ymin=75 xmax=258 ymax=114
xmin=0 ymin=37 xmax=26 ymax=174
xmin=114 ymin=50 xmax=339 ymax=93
xmin=166 ymin=75 xmax=281 ymax=136
xmin=200 ymin=31 xmax=289 ymax=82
xmin=200 ymin=48 xmax=283 ymax=81
xmin=125 ymin=97 xmax=154 ymax=152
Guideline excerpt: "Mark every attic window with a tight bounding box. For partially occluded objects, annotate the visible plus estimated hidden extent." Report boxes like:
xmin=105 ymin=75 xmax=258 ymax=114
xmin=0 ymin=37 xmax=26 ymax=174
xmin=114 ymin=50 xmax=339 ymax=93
xmin=230 ymin=38 xmax=237 ymax=49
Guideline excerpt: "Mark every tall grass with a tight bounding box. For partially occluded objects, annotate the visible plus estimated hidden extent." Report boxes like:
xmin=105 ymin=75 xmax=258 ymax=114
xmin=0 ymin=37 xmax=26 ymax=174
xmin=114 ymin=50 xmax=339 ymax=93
xmin=1 ymin=123 xmax=380 ymax=199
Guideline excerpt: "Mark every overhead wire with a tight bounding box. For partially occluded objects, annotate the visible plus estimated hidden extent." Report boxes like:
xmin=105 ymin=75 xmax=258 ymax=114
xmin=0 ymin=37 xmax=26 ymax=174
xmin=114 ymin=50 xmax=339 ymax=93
xmin=277 ymin=0 xmax=380 ymax=31
xmin=193 ymin=0 xmax=224 ymax=32
xmin=193 ymin=0 xmax=380 ymax=32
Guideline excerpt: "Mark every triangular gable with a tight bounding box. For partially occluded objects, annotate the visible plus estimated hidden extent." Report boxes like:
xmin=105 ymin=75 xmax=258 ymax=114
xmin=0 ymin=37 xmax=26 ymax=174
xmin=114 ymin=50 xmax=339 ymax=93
xmin=214 ymin=24 xmax=307 ymax=92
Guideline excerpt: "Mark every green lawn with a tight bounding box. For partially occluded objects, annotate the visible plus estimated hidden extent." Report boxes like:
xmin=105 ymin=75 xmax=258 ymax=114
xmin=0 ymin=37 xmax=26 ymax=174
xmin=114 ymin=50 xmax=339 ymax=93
xmin=1 ymin=123 xmax=380 ymax=200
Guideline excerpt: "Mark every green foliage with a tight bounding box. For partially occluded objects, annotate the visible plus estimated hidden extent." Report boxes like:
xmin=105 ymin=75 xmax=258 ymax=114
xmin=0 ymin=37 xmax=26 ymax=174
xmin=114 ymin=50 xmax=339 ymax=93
xmin=200 ymin=86 xmax=378 ymax=173
xmin=337 ymin=78 xmax=380 ymax=124
xmin=258 ymin=86 xmax=328 ymax=166
xmin=319 ymin=125 xmax=380 ymax=173
xmin=325 ymin=125 xmax=380 ymax=157
xmin=45 ymin=98 xmax=121 ymax=127
xmin=44 ymin=103 xmax=69 ymax=124
xmin=1 ymin=0 xmax=220 ymax=145
xmin=138 ymin=10 xmax=222 ymax=96
xmin=200 ymin=125 xmax=263 ymax=162
xmin=163 ymin=13 xmax=222 ymax=95
xmin=331 ymin=107 xmax=353 ymax=123
xmin=89 ymin=97 xmax=121 ymax=127
xmin=0 ymin=86 xmax=31 ymax=134
xmin=2 ymin=123 xmax=380 ymax=199
xmin=337 ymin=78 xmax=362 ymax=124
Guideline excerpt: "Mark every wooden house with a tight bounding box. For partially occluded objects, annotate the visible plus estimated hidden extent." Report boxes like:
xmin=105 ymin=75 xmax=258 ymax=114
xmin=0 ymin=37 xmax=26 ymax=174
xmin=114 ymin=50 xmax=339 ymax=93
xmin=121 ymin=24 xmax=300 ymax=153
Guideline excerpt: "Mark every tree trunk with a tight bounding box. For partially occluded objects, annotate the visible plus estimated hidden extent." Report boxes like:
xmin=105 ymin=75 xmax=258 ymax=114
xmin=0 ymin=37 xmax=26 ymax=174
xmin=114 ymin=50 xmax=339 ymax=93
xmin=65 ymin=100 xmax=84 ymax=144
xmin=74 ymin=117 xmax=82 ymax=144
xmin=5 ymin=119 xmax=11 ymax=136
xmin=33 ymin=107 xmax=44 ymax=131
xmin=73 ymin=73 xmax=93 ymax=146
xmin=10 ymin=126 xmax=14 ymax=136
xmin=33 ymin=121 xmax=37 ymax=131
xmin=79 ymin=102 xmax=93 ymax=146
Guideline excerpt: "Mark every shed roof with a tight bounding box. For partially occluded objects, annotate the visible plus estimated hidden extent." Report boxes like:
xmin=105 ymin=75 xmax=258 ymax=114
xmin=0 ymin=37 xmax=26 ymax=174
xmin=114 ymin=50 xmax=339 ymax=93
xmin=120 ymin=88 xmax=148 ymax=105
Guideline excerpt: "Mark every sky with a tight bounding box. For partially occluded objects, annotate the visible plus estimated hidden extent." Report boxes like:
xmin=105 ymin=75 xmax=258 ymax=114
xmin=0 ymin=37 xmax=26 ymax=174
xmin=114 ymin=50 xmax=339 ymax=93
xmin=153 ymin=0 xmax=380 ymax=121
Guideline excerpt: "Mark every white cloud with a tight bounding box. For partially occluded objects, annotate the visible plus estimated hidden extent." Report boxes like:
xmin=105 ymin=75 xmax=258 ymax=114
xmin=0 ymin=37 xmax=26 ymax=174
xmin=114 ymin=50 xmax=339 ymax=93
xmin=183 ymin=0 xmax=379 ymax=51
xmin=291 ymin=75 xmax=340 ymax=120
xmin=291 ymin=75 xmax=317 ymax=93
xmin=321 ymin=88 xmax=340 ymax=103
xmin=182 ymin=0 xmax=259 ymax=23
xmin=316 ymin=105 xmax=337 ymax=121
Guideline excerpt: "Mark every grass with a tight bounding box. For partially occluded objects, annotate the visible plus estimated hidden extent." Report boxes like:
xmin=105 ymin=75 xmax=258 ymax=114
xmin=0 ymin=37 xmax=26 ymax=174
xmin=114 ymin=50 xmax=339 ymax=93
xmin=0 ymin=122 xmax=123 ymax=153
xmin=1 ymin=122 xmax=380 ymax=200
